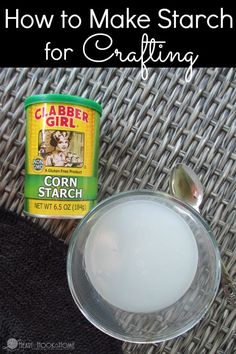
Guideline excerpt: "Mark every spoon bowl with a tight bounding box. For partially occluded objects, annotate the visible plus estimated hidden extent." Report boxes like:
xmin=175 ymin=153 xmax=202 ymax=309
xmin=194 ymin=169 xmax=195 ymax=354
xmin=170 ymin=163 xmax=203 ymax=211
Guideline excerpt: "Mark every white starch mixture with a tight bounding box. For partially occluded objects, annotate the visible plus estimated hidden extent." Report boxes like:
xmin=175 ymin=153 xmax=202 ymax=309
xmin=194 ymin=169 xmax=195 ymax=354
xmin=84 ymin=199 xmax=198 ymax=312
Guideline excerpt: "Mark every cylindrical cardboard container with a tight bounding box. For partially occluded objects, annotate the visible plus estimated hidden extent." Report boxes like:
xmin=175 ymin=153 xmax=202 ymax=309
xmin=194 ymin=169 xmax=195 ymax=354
xmin=24 ymin=94 xmax=102 ymax=218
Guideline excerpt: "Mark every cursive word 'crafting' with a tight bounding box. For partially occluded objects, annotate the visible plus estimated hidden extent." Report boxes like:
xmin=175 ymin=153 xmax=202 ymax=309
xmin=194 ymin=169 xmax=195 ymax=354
xmin=83 ymin=33 xmax=199 ymax=82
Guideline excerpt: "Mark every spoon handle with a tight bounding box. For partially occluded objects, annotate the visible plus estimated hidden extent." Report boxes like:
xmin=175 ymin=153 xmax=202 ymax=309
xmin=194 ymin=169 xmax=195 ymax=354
xmin=169 ymin=163 xmax=236 ymax=306
xmin=186 ymin=206 xmax=235 ymax=304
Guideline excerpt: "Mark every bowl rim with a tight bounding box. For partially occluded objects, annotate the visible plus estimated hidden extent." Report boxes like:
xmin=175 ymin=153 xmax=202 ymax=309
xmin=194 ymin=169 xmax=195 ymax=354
xmin=67 ymin=189 xmax=222 ymax=343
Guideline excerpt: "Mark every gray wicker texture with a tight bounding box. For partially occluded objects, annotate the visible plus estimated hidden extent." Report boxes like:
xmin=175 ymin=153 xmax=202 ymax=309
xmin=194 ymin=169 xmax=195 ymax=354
xmin=0 ymin=67 xmax=235 ymax=353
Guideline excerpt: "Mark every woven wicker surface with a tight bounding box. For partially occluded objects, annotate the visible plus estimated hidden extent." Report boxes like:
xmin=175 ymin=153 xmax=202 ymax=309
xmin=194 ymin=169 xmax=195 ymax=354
xmin=0 ymin=67 xmax=235 ymax=353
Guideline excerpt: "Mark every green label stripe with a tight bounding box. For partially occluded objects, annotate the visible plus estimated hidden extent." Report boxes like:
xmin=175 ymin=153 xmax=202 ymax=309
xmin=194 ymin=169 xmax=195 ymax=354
xmin=92 ymin=111 xmax=100 ymax=173
xmin=24 ymin=174 xmax=98 ymax=200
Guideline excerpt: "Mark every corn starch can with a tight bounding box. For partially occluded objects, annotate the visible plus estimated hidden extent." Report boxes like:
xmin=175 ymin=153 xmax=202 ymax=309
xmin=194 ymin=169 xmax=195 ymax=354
xmin=24 ymin=94 xmax=102 ymax=218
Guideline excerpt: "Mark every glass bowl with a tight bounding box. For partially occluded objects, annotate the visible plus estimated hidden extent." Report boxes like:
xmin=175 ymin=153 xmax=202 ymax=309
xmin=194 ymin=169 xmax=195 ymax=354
xmin=67 ymin=190 xmax=221 ymax=343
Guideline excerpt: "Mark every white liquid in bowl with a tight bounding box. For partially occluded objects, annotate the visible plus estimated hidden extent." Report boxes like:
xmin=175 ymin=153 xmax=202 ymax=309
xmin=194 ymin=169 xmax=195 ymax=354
xmin=84 ymin=200 xmax=198 ymax=313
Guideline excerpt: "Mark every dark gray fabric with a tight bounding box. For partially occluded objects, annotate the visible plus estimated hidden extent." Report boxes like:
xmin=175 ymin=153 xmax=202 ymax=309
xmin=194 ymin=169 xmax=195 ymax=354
xmin=0 ymin=208 xmax=122 ymax=354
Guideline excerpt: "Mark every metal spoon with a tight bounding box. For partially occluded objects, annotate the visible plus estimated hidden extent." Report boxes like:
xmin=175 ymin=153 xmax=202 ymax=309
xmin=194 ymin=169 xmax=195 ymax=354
xmin=169 ymin=163 xmax=236 ymax=306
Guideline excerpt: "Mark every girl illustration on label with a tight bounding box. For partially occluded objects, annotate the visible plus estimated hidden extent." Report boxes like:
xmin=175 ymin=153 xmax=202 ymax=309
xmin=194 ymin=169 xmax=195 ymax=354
xmin=43 ymin=130 xmax=82 ymax=167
